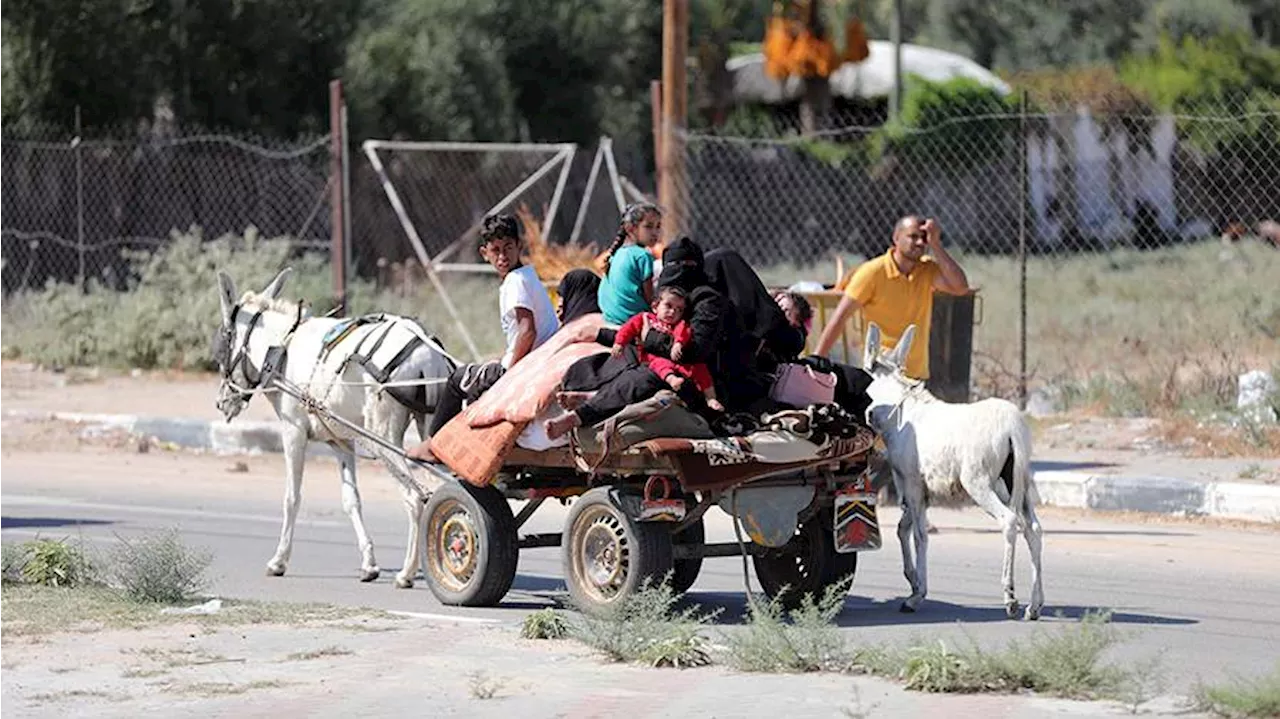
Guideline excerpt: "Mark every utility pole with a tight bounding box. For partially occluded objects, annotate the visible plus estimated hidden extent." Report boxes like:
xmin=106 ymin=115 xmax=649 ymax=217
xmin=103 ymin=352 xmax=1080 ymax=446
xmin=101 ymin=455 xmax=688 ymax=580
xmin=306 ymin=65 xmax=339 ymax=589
xmin=659 ymin=0 xmax=689 ymax=242
xmin=890 ymin=0 xmax=903 ymax=121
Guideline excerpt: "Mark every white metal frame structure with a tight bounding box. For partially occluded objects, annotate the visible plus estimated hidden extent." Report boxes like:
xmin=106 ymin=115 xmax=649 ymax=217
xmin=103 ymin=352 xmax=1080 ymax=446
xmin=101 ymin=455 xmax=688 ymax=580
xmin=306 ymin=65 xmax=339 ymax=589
xmin=363 ymin=140 xmax=576 ymax=360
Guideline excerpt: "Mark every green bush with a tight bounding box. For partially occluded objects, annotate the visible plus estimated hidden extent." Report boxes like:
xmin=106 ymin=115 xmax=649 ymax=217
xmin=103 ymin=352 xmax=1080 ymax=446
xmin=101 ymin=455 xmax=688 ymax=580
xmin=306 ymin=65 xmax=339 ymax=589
xmin=0 ymin=226 xmax=508 ymax=371
xmin=1 ymin=228 xmax=331 ymax=370
xmin=520 ymin=608 xmax=570 ymax=640
xmin=1120 ymin=33 xmax=1280 ymax=153
xmin=870 ymin=76 xmax=1018 ymax=175
xmin=13 ymin=538 xmax=97 ymax=588
xmin=1196 ymin=662 xmax=1280 ymax=718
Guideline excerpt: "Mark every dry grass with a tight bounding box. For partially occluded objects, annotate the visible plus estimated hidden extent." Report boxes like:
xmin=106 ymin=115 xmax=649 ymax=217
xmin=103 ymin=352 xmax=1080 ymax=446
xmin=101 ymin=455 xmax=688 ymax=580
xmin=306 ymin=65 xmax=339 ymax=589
xmin=284 ymin=645 xmax=353 ymax=661
xmin=1154 ymin=415 xmax=1280 ymax=459
xmin=467 ymin=671 xmax=506 ymax=700
xmin=0 ymin=584 xmax=388 ymax=638
xmin=124 ymin=647 xmax=244 ymax=668
xmin=26 ymin=689 xmax=123 ymax=703
xmin=165 ymin=680 xmax=291 ymax=697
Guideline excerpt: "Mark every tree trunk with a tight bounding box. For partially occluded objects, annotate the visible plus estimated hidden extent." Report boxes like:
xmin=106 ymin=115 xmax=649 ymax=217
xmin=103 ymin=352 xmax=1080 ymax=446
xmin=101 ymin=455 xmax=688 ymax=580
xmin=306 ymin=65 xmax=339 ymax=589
xmin=799 ymin=76 xmax=832 ymax=136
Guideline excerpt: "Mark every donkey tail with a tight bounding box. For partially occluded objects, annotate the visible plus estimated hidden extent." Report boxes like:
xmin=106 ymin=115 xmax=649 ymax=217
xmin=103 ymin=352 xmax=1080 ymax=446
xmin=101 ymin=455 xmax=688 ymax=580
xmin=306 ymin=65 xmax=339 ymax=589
xmin=1010 ymin=417 xmax=1035 ymax=522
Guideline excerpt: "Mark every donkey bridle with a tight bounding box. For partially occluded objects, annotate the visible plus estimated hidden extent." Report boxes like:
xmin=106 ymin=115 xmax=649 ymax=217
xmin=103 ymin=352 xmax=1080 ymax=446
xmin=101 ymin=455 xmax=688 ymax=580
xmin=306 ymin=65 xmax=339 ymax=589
xmin=218 ymin=302 xmax=304 ymax=397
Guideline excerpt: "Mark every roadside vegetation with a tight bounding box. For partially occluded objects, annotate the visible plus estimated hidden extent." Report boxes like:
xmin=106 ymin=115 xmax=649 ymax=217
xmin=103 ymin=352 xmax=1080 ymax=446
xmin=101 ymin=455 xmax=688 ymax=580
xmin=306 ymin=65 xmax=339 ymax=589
xmin=1 ymin=533 xmax=387 ymax=639
xmin=519 ymin=577 xmax=1157 ymax=705
xmin=1196 ymin=664 xmax=1280 ymax=718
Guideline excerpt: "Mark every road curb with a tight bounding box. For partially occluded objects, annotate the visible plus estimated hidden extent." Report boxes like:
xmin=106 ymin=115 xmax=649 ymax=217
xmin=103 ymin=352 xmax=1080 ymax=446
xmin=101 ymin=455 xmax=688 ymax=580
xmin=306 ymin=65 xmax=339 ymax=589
xmin=6 ymin=409 xmax=1278 ymax=523
xmin=1033 ymin=470 xmax=1280 ymax=523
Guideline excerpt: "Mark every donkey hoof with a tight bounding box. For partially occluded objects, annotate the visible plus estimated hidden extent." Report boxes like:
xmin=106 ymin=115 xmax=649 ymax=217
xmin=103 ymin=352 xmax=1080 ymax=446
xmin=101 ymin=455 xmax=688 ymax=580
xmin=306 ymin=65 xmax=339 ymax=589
xmin=1005 ymin=602 xmax=1021 ymax=619
xmin=266 ymin=564 xmax=287 ymax=577
xmin=359 ymin=568 xmax=381 ymax=583
xmin=1024 ymin=606 xmax=1041 ymax=622
xmin=394 ymin=575 xmax=414 ymax=589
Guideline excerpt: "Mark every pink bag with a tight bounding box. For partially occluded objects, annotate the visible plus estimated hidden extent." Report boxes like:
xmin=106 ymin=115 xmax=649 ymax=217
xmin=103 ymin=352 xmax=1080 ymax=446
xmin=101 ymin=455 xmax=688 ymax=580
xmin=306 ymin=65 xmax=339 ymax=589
xmin=769 ymin=363 xmax=837 ymax=407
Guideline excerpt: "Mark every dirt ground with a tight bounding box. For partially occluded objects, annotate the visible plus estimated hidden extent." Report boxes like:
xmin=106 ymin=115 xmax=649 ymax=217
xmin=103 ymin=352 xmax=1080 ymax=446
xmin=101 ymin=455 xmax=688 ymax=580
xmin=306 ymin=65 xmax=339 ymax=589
xmin=0 ymin=588 xmax=1208 ymax=719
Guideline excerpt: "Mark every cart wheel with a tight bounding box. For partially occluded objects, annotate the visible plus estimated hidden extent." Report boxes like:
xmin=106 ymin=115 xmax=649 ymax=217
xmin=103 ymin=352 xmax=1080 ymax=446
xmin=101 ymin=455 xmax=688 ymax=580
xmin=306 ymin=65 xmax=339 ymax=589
xmin=563 ymin=488 xmax=674 ymax=615
xmin=671 ymin=517 xmax=706 ymax=595
xmin=423 ymin=481 xmax=518 ymax=607
xmin=752 ymin=510 xmax=855 ymax=608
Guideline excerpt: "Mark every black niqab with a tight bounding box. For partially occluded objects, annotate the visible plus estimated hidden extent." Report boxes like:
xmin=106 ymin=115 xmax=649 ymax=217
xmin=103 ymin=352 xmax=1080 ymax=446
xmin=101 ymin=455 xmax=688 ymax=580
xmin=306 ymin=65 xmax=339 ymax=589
xmin=557 ymin=269 xmax=602 ymax=323
xmin=656 ymin=237 xmax=707 ymax=291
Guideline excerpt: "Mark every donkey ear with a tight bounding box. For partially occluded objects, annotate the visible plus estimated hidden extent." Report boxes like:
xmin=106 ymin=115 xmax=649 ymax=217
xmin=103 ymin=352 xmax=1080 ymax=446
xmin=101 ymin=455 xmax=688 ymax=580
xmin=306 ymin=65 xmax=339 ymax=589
xmin=863 ymin=322 xmax=882 ymax=369
xmin=217 ymin=271 xmax=237 ymax=326
xmin=261 ymin=267 xmax=293 ymax=299
xmin=889 ymin=324 xmax=917 ymax=369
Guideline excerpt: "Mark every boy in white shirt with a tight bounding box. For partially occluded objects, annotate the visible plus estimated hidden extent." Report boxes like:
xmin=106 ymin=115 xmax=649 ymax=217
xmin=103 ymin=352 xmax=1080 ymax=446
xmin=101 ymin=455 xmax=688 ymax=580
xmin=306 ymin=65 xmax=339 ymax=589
xmin=410 ymin=214 xmax=559 ymax=461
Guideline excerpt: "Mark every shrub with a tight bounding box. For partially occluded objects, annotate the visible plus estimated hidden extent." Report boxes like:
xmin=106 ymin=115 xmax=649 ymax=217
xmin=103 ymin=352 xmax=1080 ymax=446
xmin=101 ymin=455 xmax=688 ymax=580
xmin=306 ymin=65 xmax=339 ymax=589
xmin=870 ymin=611 xmax=1135 ymax=699
xmin=2 ymin=542 xmax=28 ymax=585
xmin=16 ymin=538 xmax=97 ymax=588
xmin=569 ymin=577 xmax=719 ymax=668
xmin=520 ymin=608 xmax=570 ymax=640
xmin=1196 ymin=663 xmax=1280 ymax=718
xmin=110 ymin=529 xmax=213 ymax=603
xmin=720 ymin=579 xmax=853 ymax=673
xmin=0 ymin=226 xmax=509 ymax=371
xmin=1 ymin=229 xmax=332 ymax=371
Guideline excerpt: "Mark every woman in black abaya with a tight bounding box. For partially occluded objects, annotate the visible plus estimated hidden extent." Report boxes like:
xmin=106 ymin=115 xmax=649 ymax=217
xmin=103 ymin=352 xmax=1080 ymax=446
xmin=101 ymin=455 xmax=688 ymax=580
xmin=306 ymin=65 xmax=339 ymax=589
xmin=556 ymin=238 xmax=729 ymax=429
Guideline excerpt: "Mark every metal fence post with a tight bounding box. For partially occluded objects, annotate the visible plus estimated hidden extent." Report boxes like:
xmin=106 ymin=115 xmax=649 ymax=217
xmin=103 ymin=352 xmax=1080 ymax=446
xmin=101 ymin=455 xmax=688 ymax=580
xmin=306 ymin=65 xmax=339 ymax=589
xmin=329 ymin=79 xmax=348 ymax=314
xmin=1018 ymin=89 xmax=1029 ymax=411
xmin=75 ymin=105 xmax=86 ymax=291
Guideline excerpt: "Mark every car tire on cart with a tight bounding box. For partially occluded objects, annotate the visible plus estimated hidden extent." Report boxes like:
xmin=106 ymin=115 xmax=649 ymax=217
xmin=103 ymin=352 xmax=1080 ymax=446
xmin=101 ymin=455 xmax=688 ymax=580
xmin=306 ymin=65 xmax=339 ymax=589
xmin=423 ymin=481 xmax=519 ymax=607
xmin=752 ymin=509 xmax=856 ymax=608
xmin=563 ymin=487 xmax=674 ymax=615
xmin=671 ymin=517 xmax=705 ymax=595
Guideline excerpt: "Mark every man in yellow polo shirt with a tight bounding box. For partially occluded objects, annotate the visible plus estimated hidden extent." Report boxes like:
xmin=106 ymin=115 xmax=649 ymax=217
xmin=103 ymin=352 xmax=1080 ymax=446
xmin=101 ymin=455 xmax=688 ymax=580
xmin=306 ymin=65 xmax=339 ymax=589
xmin=813 ymin=215 xmax=970 ymax=379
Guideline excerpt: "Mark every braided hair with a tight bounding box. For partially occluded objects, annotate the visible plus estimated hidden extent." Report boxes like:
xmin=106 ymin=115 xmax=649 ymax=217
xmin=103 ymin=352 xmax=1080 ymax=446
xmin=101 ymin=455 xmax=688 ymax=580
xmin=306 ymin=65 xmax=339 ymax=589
xmin=602 ymin=202 xmax=660 ymax=274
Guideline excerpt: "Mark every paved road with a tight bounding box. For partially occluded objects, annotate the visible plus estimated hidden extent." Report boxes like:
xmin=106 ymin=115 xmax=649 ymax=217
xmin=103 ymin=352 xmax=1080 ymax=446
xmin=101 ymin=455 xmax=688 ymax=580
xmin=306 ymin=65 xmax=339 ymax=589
xmin=3 ymin=449 xmax=1278 ymax=688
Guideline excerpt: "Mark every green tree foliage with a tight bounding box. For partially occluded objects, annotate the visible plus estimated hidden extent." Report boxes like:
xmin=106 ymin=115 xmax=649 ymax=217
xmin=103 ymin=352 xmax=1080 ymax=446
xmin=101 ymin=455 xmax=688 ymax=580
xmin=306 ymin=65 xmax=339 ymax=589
xmin=1 ymin=0 xmax=360 ymax=136
xmin=344 ymin=0 xmax=660 ymax=144
xmin=1135 ymin=0 xmax=1254 ymax=52
xmin=343 ymin=0 xmax=521 ymax=142
xmin=920 ymin=0 xmax=1149 ymax=72
xmin=872 ymin=76 xmax=1017 ymax=174
xmin=1121 ymin=33 xmax=1280 ymax=149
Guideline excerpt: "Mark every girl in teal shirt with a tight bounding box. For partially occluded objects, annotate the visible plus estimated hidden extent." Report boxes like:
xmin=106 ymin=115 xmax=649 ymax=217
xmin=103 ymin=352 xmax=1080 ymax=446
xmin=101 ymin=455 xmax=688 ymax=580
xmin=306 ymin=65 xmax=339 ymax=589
xmin=597 ymin=203 xmax=662 ymax=325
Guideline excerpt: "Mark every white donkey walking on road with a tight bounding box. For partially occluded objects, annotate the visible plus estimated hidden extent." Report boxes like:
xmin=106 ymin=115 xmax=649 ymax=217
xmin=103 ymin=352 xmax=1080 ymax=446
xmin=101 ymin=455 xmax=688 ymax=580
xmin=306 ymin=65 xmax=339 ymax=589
xmin=212 ymin=268 xmax=454 ymax=588
xmin=861 ymin=323 xmax=1045 ymax=619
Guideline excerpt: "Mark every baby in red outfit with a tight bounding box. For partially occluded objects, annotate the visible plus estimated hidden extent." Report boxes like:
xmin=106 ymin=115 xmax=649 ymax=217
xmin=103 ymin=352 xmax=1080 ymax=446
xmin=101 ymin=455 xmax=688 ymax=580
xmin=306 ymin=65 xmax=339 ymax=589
xmin=612 ymin=286 xmax=724 ymax=412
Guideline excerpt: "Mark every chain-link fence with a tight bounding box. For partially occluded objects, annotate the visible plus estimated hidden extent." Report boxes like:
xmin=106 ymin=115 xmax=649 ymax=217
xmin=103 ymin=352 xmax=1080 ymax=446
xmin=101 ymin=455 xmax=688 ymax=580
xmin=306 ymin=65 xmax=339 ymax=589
xmin=352 ymin=138 xmax=657 ymax=282
xmin=676 ymin=97 xmax=1280 ymax=406
xmin=1 ymin=124 xmax=333 ymax=295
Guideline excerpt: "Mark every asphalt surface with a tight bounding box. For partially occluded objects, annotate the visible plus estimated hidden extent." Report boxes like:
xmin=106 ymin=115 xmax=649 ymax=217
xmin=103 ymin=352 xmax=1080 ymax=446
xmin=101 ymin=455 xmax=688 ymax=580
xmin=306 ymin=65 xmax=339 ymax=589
xmin=3 ymin=449 xmax=1278 ymax=689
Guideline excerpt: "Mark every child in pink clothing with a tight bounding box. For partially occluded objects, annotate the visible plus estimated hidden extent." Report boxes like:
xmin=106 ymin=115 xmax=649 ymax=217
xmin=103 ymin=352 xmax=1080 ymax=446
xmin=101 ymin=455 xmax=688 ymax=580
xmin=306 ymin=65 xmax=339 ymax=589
xmin=612 ymin=286 xmax=724 ymax=412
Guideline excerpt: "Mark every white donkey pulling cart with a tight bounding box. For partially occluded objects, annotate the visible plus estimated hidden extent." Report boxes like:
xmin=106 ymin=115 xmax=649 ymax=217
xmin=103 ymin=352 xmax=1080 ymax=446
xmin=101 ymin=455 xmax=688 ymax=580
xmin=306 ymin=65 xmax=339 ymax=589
xmin=213 ymin=269 xmax=886 ymax=615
